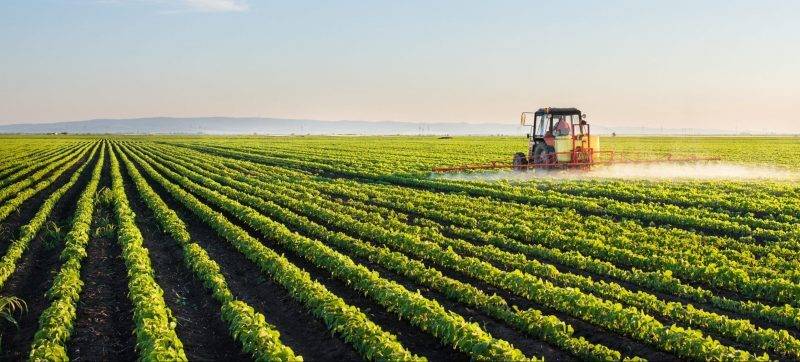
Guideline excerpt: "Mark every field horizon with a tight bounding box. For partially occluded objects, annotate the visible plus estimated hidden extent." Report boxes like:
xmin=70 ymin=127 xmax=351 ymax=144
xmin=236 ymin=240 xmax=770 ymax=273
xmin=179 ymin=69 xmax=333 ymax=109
xmin=2 ymin=117 xmax=789 ymax=136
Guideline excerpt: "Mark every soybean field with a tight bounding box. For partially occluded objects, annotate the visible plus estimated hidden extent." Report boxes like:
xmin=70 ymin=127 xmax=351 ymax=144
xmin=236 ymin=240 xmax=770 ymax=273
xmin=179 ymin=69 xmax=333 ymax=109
xmin=1 ymin=135 xmax=800 ymax=361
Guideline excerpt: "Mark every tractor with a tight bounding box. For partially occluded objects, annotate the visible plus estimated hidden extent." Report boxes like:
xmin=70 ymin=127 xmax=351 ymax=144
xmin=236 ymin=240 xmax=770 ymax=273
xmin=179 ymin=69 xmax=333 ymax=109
xmin=432 ymin=106 xmax=719 ymax=173
xmin=513 ymin=107 xmax=598 ymax=170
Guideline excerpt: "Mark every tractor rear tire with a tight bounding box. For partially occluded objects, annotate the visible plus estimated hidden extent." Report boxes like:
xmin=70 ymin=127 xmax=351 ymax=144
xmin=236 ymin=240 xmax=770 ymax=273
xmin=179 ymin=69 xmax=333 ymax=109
xmin=533 ymin=143 xmax=558 ymax=168
xmin=533 ymin=143 xmax=552 ymax=164
xmin=512 ymin=152 xmax=528 ymax=171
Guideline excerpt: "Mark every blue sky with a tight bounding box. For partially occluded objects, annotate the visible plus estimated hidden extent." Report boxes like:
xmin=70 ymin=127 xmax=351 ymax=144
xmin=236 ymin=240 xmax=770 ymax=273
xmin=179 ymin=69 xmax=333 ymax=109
xmin=1 ymin=0 xmax=799 ymax=132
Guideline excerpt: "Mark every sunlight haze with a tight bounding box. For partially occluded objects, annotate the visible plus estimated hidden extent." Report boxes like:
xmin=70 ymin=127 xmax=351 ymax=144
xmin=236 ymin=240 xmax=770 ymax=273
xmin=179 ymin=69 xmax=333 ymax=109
xmin=1 ymin=0 xmax=798 ymax=132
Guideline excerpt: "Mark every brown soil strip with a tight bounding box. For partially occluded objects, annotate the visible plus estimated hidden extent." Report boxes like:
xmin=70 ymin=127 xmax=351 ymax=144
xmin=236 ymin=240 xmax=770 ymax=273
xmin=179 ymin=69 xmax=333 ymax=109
xmin=0 ymin=151 xmax=95 ymax=359
xmin=68 ymin=150 xmax=137 ymax=361
xmin=133 ymin=162 xmax=367 ymax=361
xmin=118 ymin=156 xmax=250 ymax=361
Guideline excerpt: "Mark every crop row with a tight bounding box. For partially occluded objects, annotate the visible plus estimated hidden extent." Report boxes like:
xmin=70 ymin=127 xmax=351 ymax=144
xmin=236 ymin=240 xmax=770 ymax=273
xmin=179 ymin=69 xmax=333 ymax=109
xmin=129 ymin=143 xmax=624 ymax=361
xmin=320 ymin=179 xmax=800 ymax=304
xmin=0 ymin=144 xmax=93 ymax=227
xmin=330 ymin=179 xmax=800 ymax=301
xmin=134 ymin=142 xmax=763 ymax=361
xmin=182 ymin=151 xmax=800 ymax=278
xmin=122 ymin=143 xmax=536 ymax=361
xmin=233 ymin=141 xmax=800 ymax=232
xmin=155 ymin=142 xmax=800 ymax=327
xmin=154 ymin=141 xmax=800 ymax=357
xmin=0 ymin=142 xmax=86 ymax=184
xmin=112 ymin=143 xmax=300 ymax=361
xmin=312 ymin=178 xmax=800 ymax=330
xmin=29 ymin=141 xmax=106 ymax=359
xmin=207 ymin=152 xmax=800 ymax=279
xmin=108 ymin=144 xmax=187 ymax=360
xmin=0 ymin=142 xmax=87 ymax=190
xmin=119 ymin=143 xmax=423 ymax=361
xmin=224 ymin=139 xmax=800 ymax=224
xmin=187 ymin=143 xmax=799 ymax=242
xmin=180 ymin=143 xmax=800 ymax=305
xmin=0 ymin=143 xmax=100 ymax=289
xmin=315 ymin=180 xmax=800 ymax=328
xmin=526 ymin=179 xmax=800 ymax=222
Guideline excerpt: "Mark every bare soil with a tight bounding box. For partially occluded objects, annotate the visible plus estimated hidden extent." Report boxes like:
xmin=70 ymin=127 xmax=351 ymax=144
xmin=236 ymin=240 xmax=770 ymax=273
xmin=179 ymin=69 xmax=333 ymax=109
xmin=0 ymin=151 xmax=95 ymax=359
xmin=131 ymin=157 xmax=368 ymax=361
xmin=68 ymin=150 xmax=137 ymax=361
xmin=118 ymin=155 xmax=250 ymax=361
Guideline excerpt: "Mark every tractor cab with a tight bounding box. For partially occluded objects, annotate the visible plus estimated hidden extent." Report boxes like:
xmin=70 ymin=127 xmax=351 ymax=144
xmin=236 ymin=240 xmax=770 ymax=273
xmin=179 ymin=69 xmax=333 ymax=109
xmin=431 ymin=106 xmax=720 ymax=173
xmin=514 ymin=107 xmax=598 ymax=169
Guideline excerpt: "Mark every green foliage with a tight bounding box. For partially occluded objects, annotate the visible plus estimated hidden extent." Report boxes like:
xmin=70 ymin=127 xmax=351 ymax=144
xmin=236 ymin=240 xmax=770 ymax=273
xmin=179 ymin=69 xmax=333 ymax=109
xmin=0 ymin=145 xmax=92 ymax=222
xmin=42 ymin=221 xmax=63 ymax=251
xmin=107 ymin=146 xmax=187 ymax=361
xmin=30 ymin=141 xmax=105 ymax=360
xmin=120 ymin=143 xmax=423 ymax=362
xmin=0 ymin=294 xmax=26 ymax=354
xmin=134 ymin=143 xmax=621 ymax=361
xmin=95 ymin=187 xmax=115 ymax=207
xmin=0 ymin=143 xmax=98 ymax=290
xmin=92 ymin=218 xmax=116 ymax=239
xmin=5 ymin=135 xmax=800 ymax=361
xmin=115 ymin=143 xmax=300 ymax=361
xmin=129 ymin=135 xmax=800 ymax=361
xmin=0 ymin=295 xmax=27 ymax=329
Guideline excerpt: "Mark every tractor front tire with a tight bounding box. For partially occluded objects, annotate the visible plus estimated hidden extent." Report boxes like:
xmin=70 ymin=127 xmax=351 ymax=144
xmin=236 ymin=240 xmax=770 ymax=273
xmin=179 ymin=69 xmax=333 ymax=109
xmin=512 ymin=152 xmax=528 ymax=171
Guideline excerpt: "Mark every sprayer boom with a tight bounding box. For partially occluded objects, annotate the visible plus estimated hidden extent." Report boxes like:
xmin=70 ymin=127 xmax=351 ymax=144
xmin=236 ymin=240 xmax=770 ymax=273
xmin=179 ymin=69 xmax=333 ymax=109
xmin=432 ymin=153 xmax=722 ymax=172
xmin=432 ymin=106 xmax=722 ymax=173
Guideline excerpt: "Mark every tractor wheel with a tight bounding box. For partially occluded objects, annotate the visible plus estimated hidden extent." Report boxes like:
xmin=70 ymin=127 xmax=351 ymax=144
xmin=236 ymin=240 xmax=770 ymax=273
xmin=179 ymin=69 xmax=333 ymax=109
xmin=533 ymin=143 xmax=549 ymax=164
xmin=512 ymin=152 xmax=528 ymax=171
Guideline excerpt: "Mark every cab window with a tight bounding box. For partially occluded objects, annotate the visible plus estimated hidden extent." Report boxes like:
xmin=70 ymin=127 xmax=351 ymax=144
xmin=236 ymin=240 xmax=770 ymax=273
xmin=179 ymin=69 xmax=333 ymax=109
xmin=534 ymin=115 xmax=545 ymax=137
xmin=553 ymin=116 xmax=571 ymax=136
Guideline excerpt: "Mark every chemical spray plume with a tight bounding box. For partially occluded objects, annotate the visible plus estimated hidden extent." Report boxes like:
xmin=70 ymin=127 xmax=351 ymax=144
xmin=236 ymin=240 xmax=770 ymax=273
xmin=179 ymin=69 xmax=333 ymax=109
xmin=431 ymin=162 xmax=798 ymax=182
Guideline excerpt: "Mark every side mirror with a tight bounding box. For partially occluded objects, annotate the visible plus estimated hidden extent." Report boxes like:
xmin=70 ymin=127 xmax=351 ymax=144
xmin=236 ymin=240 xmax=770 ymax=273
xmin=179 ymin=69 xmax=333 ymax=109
xmin=581 ymin=114 xmax=587 ymax=119
xmin=526 ymin=133 xmax=531 ymax=139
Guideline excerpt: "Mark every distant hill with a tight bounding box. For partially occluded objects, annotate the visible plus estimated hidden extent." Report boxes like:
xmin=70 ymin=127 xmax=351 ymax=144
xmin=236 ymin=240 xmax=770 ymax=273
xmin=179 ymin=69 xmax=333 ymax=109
xmin=0 ymin=117 xmax=524 ymax=135
xmin=0 ymin=117 xmax=745 ymax=135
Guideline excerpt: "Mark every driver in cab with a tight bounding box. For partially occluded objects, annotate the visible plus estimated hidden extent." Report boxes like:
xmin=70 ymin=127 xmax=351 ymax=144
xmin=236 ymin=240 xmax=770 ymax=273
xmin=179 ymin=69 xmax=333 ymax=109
xmin=553 ymin=118 xmax=571 ymax=137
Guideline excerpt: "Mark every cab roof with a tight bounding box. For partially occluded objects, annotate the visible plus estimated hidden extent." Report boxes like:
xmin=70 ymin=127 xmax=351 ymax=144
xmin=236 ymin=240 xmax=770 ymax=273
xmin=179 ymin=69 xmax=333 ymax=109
xmin=534 ymin=107 xmax=582 ymax=116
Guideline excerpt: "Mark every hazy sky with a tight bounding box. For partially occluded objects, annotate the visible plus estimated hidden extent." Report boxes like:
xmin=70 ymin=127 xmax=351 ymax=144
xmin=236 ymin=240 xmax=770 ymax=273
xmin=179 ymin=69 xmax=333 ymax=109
xmin=2 ymin=0 xmax=799 ymax=132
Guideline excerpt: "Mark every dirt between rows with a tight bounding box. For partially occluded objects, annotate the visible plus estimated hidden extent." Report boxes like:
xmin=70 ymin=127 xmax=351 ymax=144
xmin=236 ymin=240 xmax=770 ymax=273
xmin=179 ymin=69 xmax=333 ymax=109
xmin=128 ymin=152 xmax=370 ymax=361
xmin=215 ymin=148 xmax=793 ymax=309
xmin=0 ymin=150 xmax=95 ymax=359
xmin=0 ymin=149 xmax=90 ymax=257
xmin=141 ymin=144 xmax=790 ymax=360
xmin=274 ymin=189 xmax=676 ymax=361
xmin=118 ymin=153 xmax=250 ymax=361
xmin=311 ymin=174 xmax=800 ymax=337
xmin=67 ymin=147 xmax=137 ymax=361
xmin=342 ymin=195 xmax=778 ymax=358
xmin=273 ymin=208 xmax=576 ymax=361
xmin=133 ymin=146 xmax=570 ymax=360
xmin=169 ymin=143 xmax=683 ymax=360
